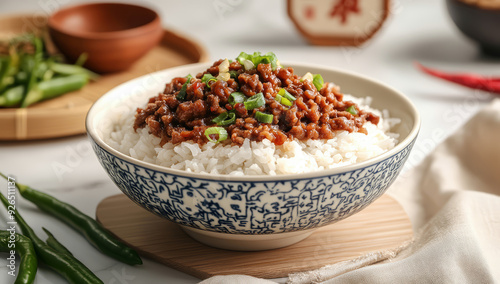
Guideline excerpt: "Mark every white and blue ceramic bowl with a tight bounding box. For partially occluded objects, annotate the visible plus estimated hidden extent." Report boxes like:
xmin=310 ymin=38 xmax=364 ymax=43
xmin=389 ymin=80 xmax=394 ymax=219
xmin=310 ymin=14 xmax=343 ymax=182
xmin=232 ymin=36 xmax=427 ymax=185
xmin=86 ymin=62 xmax=420 ymax=251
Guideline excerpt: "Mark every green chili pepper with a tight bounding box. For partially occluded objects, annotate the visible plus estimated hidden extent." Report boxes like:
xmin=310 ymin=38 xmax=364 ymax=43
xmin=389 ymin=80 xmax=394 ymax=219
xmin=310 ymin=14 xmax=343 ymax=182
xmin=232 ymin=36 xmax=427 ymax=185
xmin=0 ymin=56 xmax=13 ymax=92
xmin=0 ymin=85 xmax=24 ymax=107
xmin=21 ymin=74 xmax=88 ymax=107
xmin=50 ymin=63 xmax=98 ymax=80
xmin=74 ymin=53 xmax=88 ymax=67
xmin=15 ymin=71 xmax=28 ymax=85
xmin=0 ymin=174 xmax=142 ymax=266
xmin=0 ymin=230 xmax=37 ymax=284
xmin=8 ymin=45 xmax=20 ymax=77
xmin=0 ymin=34 xmax=95 ymax=108
xmin=0 ymin=192 xmax=103 ymax=284
xmin=42 ymin=228 xmax=73 ymax=256
xmin=18 ymin=55 xmax=35 ymax=76
xmin=25 ymin=36 xmax=43 ymax=93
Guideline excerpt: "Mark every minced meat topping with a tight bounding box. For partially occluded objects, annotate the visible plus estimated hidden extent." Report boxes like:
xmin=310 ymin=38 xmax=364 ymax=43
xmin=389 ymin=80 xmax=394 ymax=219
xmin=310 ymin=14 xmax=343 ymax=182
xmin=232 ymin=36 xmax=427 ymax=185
xmin=134 ymin=52 xmax=380 ymax=146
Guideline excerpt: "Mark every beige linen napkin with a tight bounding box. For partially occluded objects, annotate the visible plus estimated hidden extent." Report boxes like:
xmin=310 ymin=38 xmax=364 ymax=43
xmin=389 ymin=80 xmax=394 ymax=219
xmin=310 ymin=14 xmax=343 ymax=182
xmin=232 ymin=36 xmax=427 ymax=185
xmin=200 ymin=99 xmax=500 ymax=284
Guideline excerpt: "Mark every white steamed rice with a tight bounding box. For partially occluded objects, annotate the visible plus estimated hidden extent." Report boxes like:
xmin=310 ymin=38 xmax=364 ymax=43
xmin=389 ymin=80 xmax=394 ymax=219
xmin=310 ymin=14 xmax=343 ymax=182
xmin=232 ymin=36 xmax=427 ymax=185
xmin=103 ymin=95 xmax=400 ymax=176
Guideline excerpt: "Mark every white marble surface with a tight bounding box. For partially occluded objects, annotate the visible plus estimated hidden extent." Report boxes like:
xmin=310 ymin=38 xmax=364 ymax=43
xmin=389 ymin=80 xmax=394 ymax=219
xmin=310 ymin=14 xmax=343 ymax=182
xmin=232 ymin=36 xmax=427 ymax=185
xmin=0 ymin=0 xmax=498 ymax=283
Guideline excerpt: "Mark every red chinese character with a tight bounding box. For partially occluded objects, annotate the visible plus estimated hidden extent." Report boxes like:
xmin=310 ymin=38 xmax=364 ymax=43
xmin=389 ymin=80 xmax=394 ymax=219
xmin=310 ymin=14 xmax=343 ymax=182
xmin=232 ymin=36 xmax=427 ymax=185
xmin=330 ymin=0 xmax=360 ymax=24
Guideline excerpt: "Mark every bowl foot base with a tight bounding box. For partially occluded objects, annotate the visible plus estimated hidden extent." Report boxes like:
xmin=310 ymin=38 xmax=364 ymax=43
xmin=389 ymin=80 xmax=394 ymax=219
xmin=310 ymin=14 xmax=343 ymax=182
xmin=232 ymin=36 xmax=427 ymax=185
xmin=180 ymin=226 xmax=316 ymax=251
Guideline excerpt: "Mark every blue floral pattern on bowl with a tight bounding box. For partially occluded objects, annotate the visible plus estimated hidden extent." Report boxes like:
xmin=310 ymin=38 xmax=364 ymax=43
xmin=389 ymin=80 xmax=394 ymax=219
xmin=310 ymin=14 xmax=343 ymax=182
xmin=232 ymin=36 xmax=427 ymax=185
xmin=91 ymin=137 xmax=415 ymax=235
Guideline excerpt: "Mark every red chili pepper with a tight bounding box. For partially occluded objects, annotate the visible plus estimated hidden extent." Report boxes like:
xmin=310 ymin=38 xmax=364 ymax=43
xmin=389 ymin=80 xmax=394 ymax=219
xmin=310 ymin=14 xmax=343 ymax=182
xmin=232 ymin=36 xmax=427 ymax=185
xmin=416 ymin=62 xmax=500 ymax=94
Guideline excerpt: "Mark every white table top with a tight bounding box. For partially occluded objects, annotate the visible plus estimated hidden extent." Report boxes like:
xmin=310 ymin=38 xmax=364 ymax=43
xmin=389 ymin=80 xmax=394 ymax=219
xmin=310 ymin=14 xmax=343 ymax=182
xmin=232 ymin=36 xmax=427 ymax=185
xmin=0 ymin=0 xmax=497 ymax=283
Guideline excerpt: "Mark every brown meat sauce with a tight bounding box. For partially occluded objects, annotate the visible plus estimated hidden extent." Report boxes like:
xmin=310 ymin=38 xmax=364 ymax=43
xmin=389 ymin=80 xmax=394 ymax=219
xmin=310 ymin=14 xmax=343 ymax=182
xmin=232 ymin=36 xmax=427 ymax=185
xmin=134 ymin=59 xmax=380 ymax=146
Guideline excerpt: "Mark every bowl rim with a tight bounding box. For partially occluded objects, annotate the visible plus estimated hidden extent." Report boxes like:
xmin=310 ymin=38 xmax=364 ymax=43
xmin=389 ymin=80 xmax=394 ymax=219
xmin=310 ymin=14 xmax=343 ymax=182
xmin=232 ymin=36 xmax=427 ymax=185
xmin=48 ymin=2 xmax=161 ymax=39
xmin=86 ymin=61 xmax=420 ymax=182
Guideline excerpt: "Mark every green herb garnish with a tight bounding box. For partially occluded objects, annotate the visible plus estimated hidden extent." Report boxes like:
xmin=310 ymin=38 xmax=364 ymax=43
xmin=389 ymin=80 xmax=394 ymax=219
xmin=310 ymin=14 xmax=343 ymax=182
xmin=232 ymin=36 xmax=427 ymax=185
xmin=244 ymin=92 xmax=265 ymax=110
xmin=212 ymin=111 xmax=236 ymax=126
xmin=255 ymin=111 xmax=273 ymax=123
xmin=229 ymin=92 xmax=246 ymax=106
xmin=176 ymin=74 xmax=192 ymax=100
xmin=346 ymin=105 xmax=358 ymax=115
xmin=204 ymin=127 xmax=228 ymax=143
xmin=312 ymin=74 xmax=324 ymax=91
xmin=236 ymin=52 xmax=279 ymax=71
xmin=278 ymin=88 xmax=296 ymax=101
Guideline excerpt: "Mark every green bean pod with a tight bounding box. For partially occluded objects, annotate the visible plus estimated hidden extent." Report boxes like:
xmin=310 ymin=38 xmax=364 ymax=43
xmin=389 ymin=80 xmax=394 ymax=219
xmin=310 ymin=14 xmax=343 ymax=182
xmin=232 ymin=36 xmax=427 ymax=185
xmin=51 ymin=62 xmax=99 ymax=80
xmin=0 ymin=85 xmax=24 ymax=107
xmin=0 ymin=230 xmax=37 ymax=284
xmin=0 ymin=193 xmax=104 ymax=284
xmin=42 ymin=228 xmax=73 ymax=256
xmin=0 ymin=174 xmax=142 ymax=265
xmin=0 ymin=56 xmax=13 ymax=92
xmin=21 ymin=74 xmax=88 ymax=107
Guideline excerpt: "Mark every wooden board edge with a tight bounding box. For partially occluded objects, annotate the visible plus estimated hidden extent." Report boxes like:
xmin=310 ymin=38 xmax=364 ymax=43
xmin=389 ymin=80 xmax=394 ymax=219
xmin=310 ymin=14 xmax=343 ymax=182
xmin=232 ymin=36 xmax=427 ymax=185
xmin=96 ymin=193 xmax=413 ymax=280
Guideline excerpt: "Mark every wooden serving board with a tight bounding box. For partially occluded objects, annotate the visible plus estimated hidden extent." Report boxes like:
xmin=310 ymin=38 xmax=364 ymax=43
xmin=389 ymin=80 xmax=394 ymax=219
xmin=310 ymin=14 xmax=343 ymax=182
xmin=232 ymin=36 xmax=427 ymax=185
xmin=96 ymin=194 xmax=413 ymax=279
xmin=0 ymin=14 xmax=208 ymax=140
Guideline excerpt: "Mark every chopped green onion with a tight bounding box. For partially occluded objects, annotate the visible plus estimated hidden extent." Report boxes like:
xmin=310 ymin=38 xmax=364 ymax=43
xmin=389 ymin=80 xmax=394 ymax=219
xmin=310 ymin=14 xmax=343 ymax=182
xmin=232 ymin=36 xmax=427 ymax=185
xmin=274 ymin=93 xmax=293 ymax=107
xmin=211 ymin=111 xmax=236 ymax=126
xmin=253 ymin=52 xmax=278 ymax=70
xmin=229 ymin=92 xmax=246 ymax=105
xmin=204 ymin=127 xmax=228 ymax=143
xmin=281 ymin=97 xmax=292 ymax=107
xmin=346 ymin=105 xmax=358 ymax=115
xmin=278 ymin=88 xmax=296 ymax=101
xmin=237 ymin=52 xmax=252 ymax=65
xmin=201 ymin=73 xmax=217 ymax=88
xmin=236 ymin=52 xmax=279 ymax=71
xmin=255 ymin=111 xmax=273 ymax=123
xmin=201 ymin=73 xmax=216 ymax=84
xmin=312 ymin=74 xmax=324 ymax=91
xmin=211 ymin=112 xmax=227 ymax=124
xmin=176 ymin=74 xmax=192 ymax=100
xmin=244 ymin=92 xmax=265 ymax=110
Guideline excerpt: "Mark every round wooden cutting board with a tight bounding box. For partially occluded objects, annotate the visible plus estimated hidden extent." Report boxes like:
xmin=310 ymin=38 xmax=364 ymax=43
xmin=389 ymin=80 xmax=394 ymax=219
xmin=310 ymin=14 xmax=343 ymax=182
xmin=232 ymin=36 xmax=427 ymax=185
xmin=96 ymin=194 xmax=413 ymax=280
xmin=0 ymin=14 xmax=208 ymax=140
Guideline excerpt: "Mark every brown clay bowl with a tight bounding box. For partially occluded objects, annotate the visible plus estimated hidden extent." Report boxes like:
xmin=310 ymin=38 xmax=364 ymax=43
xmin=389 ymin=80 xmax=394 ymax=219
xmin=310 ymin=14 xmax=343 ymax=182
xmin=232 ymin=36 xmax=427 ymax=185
xmin=447 ymin=0 xmax=500 ymax=56
xmin=48 ymin=3 xmax=163 ymax=73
